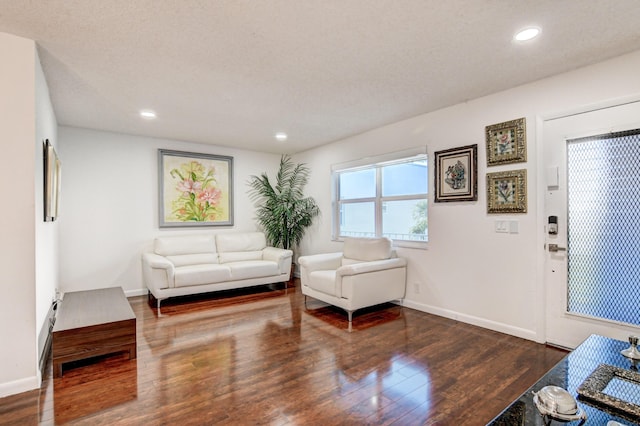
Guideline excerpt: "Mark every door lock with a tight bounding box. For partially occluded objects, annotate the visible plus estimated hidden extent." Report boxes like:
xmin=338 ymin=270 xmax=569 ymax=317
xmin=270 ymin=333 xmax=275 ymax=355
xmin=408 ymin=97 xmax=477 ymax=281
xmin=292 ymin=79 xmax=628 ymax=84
xmin=548 ymin=243 xmax=566 ymax=252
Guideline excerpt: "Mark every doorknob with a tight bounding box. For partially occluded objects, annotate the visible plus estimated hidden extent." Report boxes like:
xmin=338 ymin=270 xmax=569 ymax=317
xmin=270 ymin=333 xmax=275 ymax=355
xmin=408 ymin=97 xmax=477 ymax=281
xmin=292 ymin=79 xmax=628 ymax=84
xmin=548 ymin=243 xmax=566 ymax=252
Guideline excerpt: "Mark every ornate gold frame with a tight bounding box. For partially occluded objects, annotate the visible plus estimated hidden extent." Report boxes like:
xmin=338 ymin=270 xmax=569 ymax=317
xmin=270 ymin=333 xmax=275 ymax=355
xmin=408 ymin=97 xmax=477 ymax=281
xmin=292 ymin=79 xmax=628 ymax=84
xmin=485 ymin=117 xmax=526 ymax=166
xmin=486 ymin=169 xmax=527 ymax=214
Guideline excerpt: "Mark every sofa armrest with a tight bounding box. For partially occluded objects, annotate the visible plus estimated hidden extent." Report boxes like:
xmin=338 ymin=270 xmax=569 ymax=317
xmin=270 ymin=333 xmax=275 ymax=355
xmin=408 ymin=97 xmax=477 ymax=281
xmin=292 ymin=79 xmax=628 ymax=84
xmin=262 ymin=247 xmax=293 ymax=262
xmin=262 ymin=247 xmax=293 ymax=274
xmin=143 ymin=253 xmax=174 ymax=269
xmin=337 ymin=257 xmax=407 ymax=277
xmin=298 ymin=252 xmax=343 ymax=273
xmin=142 ymin=253 xmax=175 ymax=290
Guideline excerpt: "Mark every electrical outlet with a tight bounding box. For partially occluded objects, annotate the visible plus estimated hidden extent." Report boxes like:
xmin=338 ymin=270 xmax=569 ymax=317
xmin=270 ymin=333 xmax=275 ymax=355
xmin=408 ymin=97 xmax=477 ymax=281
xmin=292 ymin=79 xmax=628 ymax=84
xmin=413 ymin=283 xmax=420 ymax=294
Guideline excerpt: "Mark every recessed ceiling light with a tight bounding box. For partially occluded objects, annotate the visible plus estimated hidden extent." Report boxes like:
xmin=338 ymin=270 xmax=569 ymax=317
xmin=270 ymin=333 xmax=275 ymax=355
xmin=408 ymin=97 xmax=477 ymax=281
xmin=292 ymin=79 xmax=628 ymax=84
xmin=275 ymin=132 xmax=288 ymax=142
xmin=140 ymin=110 xmax=157 ymax=119
xmin=514 ymin=27 xmax=541 ymax=42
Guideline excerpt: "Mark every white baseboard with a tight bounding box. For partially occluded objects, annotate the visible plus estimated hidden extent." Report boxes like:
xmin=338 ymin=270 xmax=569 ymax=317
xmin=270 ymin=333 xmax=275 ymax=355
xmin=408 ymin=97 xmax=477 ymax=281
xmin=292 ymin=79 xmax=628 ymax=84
xmin=125 ymin=288 xmax=148 ymax=298
xmin=0 ymin=375 xmax=40 ymax=398
xmin=402 ymin=299 xmax=538 ymax=342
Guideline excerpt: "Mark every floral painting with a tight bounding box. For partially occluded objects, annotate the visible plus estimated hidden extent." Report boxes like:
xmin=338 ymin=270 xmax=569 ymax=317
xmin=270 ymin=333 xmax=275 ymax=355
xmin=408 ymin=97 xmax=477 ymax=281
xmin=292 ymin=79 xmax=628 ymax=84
xmin=486 ymin=169 xmax=527 ymax=214
xmin=486 ymin=117 xmax=526 ymax=166
xmin=158 ymin=150 xmax=233 ymax=227
xmin=434 ymin=144 xmax=477 ymax=202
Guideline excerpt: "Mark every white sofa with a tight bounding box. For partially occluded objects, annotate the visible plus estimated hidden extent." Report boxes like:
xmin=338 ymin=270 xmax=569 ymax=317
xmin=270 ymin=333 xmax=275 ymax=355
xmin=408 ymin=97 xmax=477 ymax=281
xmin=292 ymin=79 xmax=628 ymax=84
xmin=142 ymin=232 xmax=292 ymax=311
xmin=298 ymin=237 xmax=407 ymax=324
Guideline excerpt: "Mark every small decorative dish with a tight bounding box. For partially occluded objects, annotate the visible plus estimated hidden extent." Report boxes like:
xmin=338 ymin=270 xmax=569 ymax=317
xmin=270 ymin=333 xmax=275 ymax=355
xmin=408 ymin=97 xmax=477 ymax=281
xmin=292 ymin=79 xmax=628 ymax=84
xmin=533 ymin=385 xmax=587 ymax=424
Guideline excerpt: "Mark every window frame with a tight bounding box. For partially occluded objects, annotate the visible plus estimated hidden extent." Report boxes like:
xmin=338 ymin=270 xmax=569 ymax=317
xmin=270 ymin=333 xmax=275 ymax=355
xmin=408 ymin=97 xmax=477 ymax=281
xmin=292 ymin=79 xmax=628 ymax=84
xmin=331 ymin=148 xmax=428 ymax=249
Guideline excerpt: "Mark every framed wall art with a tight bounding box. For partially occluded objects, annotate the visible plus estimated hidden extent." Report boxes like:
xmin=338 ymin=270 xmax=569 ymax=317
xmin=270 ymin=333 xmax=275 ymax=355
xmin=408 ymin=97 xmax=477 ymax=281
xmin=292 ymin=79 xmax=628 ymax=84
xmin=43 ymin=139 xmax=61 ymax=222
xmin=486 ymin=169 xmax=527 ymax=214
xmin=158 ymin=149 xmax=233 ymax=228
xmin=486 ymin=117 xmax=526 ymax=166
xmin=434 ymin=144 xmax=477 ymax=202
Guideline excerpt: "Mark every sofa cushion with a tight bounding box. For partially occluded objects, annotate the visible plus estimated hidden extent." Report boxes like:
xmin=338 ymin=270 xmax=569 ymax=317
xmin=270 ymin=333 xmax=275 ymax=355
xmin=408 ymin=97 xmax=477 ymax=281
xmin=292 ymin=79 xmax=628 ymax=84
xmin=227 ymin=260 xmax=280 ymax=280
xmin=218 ymin=250 xmax=263 ymax=264
xmin=168 ymin=253 xmax=218 ymax=267
xmin=307 ymin=270 xmax=338 ymax=296
xmin=174 ymin=264 xmax=231 ymax=288
xmin=155 ymin=235 xmax=217 ymax=257
xmin=342 ymin=237 xmax=392 ymax=265
xmin=216 ymin=232 xmax=266 ymax=252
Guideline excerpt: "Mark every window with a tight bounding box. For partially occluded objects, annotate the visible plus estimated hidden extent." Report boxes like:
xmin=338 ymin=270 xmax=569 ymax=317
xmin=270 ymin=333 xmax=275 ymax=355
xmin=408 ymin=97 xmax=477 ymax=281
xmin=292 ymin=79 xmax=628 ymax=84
xmin=333 ymin=150 xmax=428 ymax=245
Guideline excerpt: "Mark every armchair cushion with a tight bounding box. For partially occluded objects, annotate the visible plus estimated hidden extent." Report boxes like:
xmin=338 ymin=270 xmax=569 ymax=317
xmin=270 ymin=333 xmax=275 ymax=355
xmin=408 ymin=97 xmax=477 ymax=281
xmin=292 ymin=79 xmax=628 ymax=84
xmin=342 ymin=237 xmax=392 ymax=264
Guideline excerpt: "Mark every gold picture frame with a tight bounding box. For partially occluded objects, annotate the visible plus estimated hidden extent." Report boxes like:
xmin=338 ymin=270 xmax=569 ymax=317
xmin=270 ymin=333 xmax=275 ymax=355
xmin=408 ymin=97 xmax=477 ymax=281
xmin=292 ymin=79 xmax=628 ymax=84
xmin=486 ymin=169 xmax=527 ymax=214
xmin=486 ymin=117 xmax=526 ymax=166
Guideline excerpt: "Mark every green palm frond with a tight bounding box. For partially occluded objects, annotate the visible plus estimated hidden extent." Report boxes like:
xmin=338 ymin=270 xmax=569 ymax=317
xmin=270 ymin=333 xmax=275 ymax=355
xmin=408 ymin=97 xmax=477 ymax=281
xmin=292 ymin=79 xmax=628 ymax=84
xmin=247 ymin=155 xmax=320 ymax=251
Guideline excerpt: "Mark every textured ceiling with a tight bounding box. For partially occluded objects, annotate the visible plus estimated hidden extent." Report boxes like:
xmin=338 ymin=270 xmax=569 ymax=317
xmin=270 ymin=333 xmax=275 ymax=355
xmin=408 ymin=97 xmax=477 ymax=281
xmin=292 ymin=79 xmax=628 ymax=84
xmin=1 ymin=1 xmax=640 ymax=154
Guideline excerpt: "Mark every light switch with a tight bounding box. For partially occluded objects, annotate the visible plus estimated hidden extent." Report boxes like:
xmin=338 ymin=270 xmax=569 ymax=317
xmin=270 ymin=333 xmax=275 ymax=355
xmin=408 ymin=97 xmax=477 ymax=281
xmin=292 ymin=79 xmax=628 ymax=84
xmin=546 ymin=166 xmax=559 ymax=188
xmin=509 ymin=220 xmax=519 ymax=234
xmin=495 ymin=220 xmax=509 ymax=233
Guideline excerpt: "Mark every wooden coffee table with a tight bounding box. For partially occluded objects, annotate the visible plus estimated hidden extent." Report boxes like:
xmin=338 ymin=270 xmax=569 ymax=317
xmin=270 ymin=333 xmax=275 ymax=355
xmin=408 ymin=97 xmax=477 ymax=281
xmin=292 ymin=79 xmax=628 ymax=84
xmin=52 ymin=287 xmax=136 ymax=378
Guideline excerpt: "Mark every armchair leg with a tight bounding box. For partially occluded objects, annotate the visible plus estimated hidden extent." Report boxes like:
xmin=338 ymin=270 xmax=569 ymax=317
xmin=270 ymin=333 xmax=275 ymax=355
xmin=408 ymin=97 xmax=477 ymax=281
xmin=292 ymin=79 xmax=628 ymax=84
xmin=157 ymin=297 xmax=164 ymax=317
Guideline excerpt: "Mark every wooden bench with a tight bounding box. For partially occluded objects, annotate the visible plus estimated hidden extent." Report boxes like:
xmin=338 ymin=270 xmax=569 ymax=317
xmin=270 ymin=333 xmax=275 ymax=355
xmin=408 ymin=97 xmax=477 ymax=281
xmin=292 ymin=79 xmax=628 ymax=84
xmin=52 ymin=287 xmax=136 ymax=378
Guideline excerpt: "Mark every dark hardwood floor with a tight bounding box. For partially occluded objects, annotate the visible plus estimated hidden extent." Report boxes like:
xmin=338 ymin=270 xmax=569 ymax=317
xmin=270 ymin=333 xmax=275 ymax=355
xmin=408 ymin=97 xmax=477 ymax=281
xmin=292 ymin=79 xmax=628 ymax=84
xmin=0 ymin=280 xmax=567 ymax=425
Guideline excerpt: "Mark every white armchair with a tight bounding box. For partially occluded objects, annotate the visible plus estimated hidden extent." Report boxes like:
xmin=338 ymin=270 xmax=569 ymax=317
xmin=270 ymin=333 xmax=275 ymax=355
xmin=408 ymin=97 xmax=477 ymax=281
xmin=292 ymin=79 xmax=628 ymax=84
xmin=298 ymin=237 xmax=407 ymax=324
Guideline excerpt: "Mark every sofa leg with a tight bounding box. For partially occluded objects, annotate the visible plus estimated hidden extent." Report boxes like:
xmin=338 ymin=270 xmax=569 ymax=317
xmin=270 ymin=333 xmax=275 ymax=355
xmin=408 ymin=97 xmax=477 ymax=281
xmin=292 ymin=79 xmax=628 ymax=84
xmin=347 ymin=310 xmax=353 ymax=323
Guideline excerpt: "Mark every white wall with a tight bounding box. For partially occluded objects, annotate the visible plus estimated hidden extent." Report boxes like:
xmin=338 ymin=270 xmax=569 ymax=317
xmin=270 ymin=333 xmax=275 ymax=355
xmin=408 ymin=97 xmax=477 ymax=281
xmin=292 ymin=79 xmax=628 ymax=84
xmin=295 ymin=49 xmax=640 ymax=342
xmin=0 ymin=33 xmax=39 ymax=397
xmin=35 ymin=48 xmax=59 ymax=362
xmin=57 ymin=127 xmax=281 ymax=296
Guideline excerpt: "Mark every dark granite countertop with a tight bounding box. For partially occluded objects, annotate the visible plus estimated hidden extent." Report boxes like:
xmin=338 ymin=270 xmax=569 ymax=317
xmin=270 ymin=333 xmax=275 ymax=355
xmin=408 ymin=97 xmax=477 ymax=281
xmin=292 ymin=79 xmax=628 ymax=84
xmin=488 ymin=334 xmax=640 ymax=425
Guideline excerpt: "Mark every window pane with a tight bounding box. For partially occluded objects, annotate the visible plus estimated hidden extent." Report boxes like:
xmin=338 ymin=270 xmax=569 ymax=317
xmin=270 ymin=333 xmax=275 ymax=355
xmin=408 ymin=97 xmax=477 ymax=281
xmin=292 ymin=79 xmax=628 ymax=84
xmin=382 ymin=199 xmax=428 ymax=241
xmin=382 ymin=160 xmax=428 ymax=197
xmin=339 ymin=169 xmax=375 ymax=200
xmin=340 ymin=202 xmax=375 ymax=238
xmin=567 ymin=129 xmax=640 ymax=325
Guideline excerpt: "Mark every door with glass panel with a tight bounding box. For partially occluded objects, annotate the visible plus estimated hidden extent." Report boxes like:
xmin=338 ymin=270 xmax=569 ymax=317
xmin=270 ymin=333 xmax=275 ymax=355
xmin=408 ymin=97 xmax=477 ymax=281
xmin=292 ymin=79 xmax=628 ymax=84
xmin=543 ymin=101 xmax=640 ymax=349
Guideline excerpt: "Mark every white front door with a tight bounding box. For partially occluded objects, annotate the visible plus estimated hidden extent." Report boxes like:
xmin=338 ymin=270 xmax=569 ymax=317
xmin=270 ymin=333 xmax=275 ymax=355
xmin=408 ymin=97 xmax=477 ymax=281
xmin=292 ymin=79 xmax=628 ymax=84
xmin=543 ymin=100 xmax=640 ymax=349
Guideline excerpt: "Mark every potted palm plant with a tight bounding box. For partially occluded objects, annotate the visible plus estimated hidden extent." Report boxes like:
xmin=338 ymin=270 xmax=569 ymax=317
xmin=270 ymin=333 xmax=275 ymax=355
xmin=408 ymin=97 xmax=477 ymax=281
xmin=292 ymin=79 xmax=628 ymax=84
xmin=248 ymin=155 xmax=320 ymax=282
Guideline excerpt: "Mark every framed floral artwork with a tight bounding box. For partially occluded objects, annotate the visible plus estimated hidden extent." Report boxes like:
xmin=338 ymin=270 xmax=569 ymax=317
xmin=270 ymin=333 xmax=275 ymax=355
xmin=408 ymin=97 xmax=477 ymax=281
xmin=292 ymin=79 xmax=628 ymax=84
xmin=486 ymin=117 xmax=526 ymax=166
xmin=434 ymin=144 xmax=478 ymax=202
xmin=486 ymin=169 xmax=527 ymax=214
xmin=158 ymin=149 xmax=233 ymax=227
